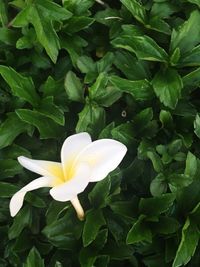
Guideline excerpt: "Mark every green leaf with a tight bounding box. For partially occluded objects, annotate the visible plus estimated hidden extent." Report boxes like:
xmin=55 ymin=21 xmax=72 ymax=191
xmin=170 ymin=10 xmax=200 ymax=54
xmin=0 ymin=0 xmax=8 ymax=26
xmin=23 ymin=247 xmax=44 ymax=267
xmin=0 ymin=182 xmax=19 ymax=197
xmin=139 ymin=194 xmax=175 ymax=216
xmin=36 ymin=0 xmax=72 ymax=21
xmin=150 ymin=216 xmax=180 ymax=234
xmin=0 ymin=65 xmax=39 ymax=106
xmin=89 ymin=73 xmax=121 ymax=107
xmin=150 ymin=174 xmax=168 ymax=197
xmin=109 ymin=76 xmax=154 ymax=101
xmin=0 ymin=28 xmax=18 ymax=45
xmin=0 ymin=160 xmax=22 ymax=179
xmin=172 ymin=218 xmax=199 ymax=267
xmin=114 ymin=51 xmax=150 ymax=80
xmin=64 ymin=16 xmax=94 ymax=33
xmin=179 ymin=45 xmax=200 ymax=67
xmin=111 ymin=123 xmax=135 ymax=146
xmin=64 ymin=71 xmax=84 ymax=102
xmin=187 ymin=0 xmax=200 ymax=7
xmin=112 ymin=34 xmax=168 ymax=62
xmin=16 ymin=109 xmax=62 ymax=139
xmin=184 ymin=152 xmax=197 ymax=177
xmin=88 ymin=176 xmax=111 ymax=208
xmin=12 ymin=5 xmax=60 ymax=63
xmin=194 ymin=114 xmax=200 ymax=138
xmin=9 ymin=206 xmax=32 ymax=240
xmin=152 ymin=68 xmax=183 ymax=109
xmin=121 ymin=0 xmax=147 ymax=24
xmin=76 ymin=103 xmax=105 ymax=136
xmin=36 ymin=97 xmax=65 ymax=126
xmin=0 ymin=113 xmax=28 ymax=149
xmin=183 ymin=67 xmax=200 ymax=88
xmin=146 ymin=151 xmax=163 ymax=172
xmin=126 ymin=215 xmax=152 ymax=244
xmin=83 ymin=209 xmax=106 ymax=247
xmin=147 ymin=16 xmax=171 ymax=35
xmin=159 ymin=110 xmax=173 ymax=129
xmin=76 ymin=56 xmax=96 ymax=74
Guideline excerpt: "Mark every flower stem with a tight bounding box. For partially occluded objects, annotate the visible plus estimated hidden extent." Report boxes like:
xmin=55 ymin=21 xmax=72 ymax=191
xmin=71 ymin=196 xmax=84 ymax=221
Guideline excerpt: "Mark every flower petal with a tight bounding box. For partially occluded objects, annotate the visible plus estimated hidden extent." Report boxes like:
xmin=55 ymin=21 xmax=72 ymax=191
xmin=61 ymin=132 xmax=92 ymax=179
xmin=75 ymin=139 xmax=127 ymax=182
xmin=50 ymin=163 xmax=91 ymax=201
xmin=9 ymin=176 xmax=51 ymax=217
xmin=18 ymin=156 xmax=64 ymax=183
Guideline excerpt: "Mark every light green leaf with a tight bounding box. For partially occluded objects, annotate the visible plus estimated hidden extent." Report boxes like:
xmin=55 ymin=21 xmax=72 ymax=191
xmin=36 ymin=0 xmax=72 ymax=21
xmin=109 ymin=76 xmax=154 ymax=100
xmin=64 ymin=71 xmax=84 ymax=102
xmin=12 ymin=5 xmax=60 ymax=63
xmin=112 ymin=35 xmax=168 ymax=62
xmin=152 ymin=68 xmax=183 ymax=109
xmin=194 ymin=114 xmax=200 ymax=138
xmin=64 ymin=16 xmax=94 ymax=33
xmin=172 ymin=218 xmax=199 ymax=267
xmin=170 ymin=10 xmax=200 ymax=53
xmin=0 ymin=65 xmax=39 ymax=106
xmin=121 ymin=0 xmax=147 ymax=24
xmin=23 ymin=247 xmax=44 ymax=267
xmin=184 ymin=152 xmax=197 ymax=177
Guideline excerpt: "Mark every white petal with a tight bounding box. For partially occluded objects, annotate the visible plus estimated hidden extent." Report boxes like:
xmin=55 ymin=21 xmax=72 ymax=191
xmin=61 ymin=132 xmax=92 ymax=179
xmin=9 ymin=176 xmax=51 ymax=217
xmin=75 ymin=139 xmax=127 ymax=182
xmin=18 ymin=156 xmax=64 ymax=183
xmin=50 ymin=163 xmax=91 ymax=201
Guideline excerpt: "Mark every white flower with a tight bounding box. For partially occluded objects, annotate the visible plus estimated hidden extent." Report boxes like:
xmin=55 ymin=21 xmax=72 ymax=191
xmin=9 ymin=132 xmax=127 ymax=219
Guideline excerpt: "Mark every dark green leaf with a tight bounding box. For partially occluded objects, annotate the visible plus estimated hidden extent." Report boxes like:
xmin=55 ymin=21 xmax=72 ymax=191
xmin=139 ymin=194 xmax=175 ymax=216
xmin=16 ymin=109 xmax=62 ymax=139
xmin=0 ymin=113 xmax=28 ymax=149
xmin=126 ymin=215 xmax=152 ymax=244
xmin=88 ymin=176 xmax=111 ymax=208
xmin=83 ymin=209 xmax=106 ymax=247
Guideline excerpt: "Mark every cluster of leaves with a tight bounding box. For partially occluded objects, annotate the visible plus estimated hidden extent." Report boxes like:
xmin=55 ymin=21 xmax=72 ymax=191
xmin=0 ymin=0 xmax=200 ymax=266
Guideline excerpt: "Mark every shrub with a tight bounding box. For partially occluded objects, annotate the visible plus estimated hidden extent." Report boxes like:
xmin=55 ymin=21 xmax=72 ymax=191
xmin=0 ymin=0 xmax=200 ymax=266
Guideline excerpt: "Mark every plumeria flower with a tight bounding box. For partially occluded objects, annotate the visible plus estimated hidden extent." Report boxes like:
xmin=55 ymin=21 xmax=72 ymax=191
xmin=10 ymin=132 xmax=127 ymax=220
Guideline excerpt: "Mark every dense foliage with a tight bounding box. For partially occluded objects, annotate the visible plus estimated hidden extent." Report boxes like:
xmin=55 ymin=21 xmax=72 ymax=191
xmin=0 ymin=0 xmax=200 ymax=266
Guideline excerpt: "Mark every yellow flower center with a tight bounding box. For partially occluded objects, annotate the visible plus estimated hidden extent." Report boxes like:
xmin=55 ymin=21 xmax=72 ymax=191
xmin=48 ymin=161 xmax=76 ymax=187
